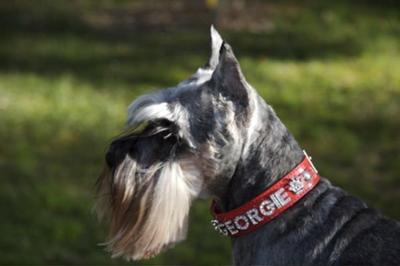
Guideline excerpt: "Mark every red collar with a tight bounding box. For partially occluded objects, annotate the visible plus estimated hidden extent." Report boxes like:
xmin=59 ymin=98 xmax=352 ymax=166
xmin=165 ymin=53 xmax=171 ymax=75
xmin=211 ymin=151 xmax=320 ymax=237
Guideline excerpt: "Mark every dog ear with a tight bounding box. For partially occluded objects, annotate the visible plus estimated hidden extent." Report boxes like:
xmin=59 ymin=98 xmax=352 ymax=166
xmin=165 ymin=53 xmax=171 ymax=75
xmin=210 ymin=42 xmax=249 ymax=108
xmin=208 ymin=25 xmax=224 ymax=69
xmin=177 ymin=25 xmax=223 ymax=86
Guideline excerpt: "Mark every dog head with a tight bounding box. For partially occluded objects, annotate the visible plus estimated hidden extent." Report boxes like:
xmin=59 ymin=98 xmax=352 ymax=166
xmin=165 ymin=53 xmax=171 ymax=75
xmin=96 ymin=26 xmax=260 ymax=260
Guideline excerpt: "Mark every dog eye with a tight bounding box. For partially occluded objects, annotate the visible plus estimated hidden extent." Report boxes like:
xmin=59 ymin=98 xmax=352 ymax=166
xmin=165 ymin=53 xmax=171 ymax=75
xmin=145 ymin=119 xmax=177 ymax=136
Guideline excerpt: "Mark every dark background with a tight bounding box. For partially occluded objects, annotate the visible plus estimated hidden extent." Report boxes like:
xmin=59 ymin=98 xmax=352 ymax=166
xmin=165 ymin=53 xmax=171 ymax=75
xmin=0 ymin=0 xmax=399 ymax=264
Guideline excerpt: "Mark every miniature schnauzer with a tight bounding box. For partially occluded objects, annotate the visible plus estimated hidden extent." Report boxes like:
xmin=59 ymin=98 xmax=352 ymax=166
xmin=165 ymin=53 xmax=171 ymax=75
xmin=96 ymin=27 xmax=400 ymax=265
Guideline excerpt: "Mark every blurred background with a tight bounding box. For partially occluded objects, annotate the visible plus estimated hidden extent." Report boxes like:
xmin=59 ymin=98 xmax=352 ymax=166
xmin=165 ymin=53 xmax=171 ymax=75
xmin=0 ymin=0 xmax=399 ymax=264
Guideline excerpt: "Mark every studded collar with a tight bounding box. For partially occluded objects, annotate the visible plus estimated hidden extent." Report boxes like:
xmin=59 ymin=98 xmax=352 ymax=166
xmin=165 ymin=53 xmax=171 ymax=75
xmin=210 ymin=151 xmax=320 ymax=237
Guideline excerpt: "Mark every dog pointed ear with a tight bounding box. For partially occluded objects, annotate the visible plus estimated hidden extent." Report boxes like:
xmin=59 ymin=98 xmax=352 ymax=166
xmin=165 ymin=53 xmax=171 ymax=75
xmin=208 ymin=25 xmax=224 ymax=69
xmin=210 ymin=42 xmax=249 ymax=107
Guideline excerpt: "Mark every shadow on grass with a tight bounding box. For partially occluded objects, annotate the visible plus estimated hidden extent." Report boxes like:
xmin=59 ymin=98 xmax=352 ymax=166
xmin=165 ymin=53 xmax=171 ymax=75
xmin=0 ymin=0 xmax=399 ymax=264
xmin=0 ymin=30 xmax=365 ymax=89
xmin=0 ymin=0 xmax=380 ymax=90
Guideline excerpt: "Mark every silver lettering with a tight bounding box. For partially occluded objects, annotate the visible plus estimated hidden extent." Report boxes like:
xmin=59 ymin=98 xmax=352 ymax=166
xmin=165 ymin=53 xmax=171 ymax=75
xmin=234 ymin=215 xmax=250 ymax=230
xmin=246 ymin=208 xmax=263 ymax=225
xmin=259 ymin=199 xmax=276 ymax=216
xmin=224 ymin=220 xmax=239 ymax=235
xmin=274 ymin=187 xmax=291 ymax=206
xmin=270 ymin=192 xmax=282 ymax=208
xmin=211 ymin=220 xmax=228 ymax=236
xmin=217 ymin=223 xmax=228 ymax=236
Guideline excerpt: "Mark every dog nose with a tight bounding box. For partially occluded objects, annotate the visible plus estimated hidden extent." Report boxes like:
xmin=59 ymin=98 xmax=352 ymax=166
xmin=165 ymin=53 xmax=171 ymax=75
xmin=105 ymin=148 xmax=115 ymax=168
xmin=105 ymin=140 xmax=130 ymax=168
xmin=105 ymin=142 xmax=122 ymax=168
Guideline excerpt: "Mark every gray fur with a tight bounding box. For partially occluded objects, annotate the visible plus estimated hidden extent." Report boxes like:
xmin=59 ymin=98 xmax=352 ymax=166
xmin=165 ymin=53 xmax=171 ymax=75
xmin=96 ymin=27 xmax=400 ymax=265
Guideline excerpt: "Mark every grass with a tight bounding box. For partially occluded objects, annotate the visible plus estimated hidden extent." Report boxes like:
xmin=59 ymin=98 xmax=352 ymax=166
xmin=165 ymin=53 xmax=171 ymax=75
xmin=0 ymin=0 xmax=399 ymax=264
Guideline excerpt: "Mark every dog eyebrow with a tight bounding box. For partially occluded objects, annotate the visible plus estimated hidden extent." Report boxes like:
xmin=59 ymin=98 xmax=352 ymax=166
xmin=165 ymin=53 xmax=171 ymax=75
xmin=127 ymin=102 xmax=173 ymax=127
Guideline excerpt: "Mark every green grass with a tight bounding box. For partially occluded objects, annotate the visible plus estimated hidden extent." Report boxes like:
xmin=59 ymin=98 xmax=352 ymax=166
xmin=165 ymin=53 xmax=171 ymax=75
xmin=0 ymin=0 xmax=399 ymax=264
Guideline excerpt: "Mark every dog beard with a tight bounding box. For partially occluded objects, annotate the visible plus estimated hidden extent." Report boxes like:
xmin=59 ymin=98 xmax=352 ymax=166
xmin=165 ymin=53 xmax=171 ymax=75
xmin=95 ymin=122 xmax=202 ymax=260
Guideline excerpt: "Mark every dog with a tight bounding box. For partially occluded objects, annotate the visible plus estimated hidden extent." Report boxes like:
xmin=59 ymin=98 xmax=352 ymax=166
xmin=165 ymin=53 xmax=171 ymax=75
xmin=96 ymin=26 xmax=400 ymax=265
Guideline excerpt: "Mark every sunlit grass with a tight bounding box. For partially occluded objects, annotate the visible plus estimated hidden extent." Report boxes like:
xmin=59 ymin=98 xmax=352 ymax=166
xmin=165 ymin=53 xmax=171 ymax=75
xmin=0 ymin=0 xmax=399 ymax=264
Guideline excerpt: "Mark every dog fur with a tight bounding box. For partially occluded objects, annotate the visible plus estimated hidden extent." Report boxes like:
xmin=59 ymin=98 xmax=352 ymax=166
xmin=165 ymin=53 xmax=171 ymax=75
xmin=96 ymin=27 xmax=400 ymax=265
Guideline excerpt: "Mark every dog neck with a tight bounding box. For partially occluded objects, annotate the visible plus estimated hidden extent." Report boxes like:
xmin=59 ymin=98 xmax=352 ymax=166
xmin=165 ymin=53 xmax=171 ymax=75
xmin=221 ymin=96 xmax=304 ymax=212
